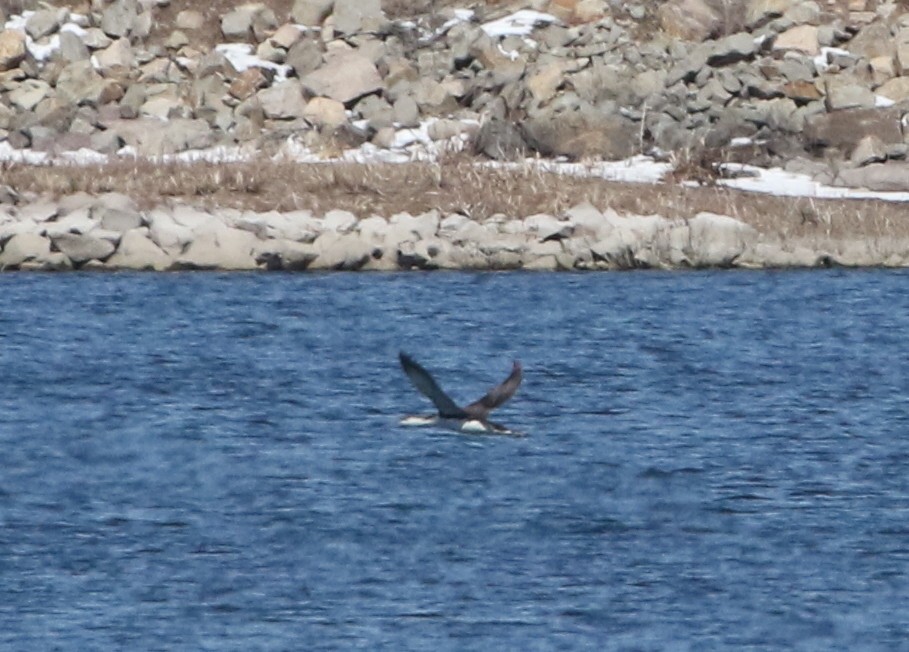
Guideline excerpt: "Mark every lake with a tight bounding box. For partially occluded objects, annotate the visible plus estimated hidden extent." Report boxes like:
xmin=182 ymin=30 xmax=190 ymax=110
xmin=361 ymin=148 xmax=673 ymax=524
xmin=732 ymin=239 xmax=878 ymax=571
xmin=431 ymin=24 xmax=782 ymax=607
xmin=1 ymin=269 xmax=907 ymax=650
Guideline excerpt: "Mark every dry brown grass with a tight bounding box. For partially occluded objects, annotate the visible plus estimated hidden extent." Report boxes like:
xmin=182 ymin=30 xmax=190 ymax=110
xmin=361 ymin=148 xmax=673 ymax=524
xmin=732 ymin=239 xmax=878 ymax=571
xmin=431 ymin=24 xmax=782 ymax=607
xmin=3 ymin=156 xmax=909 ymax=242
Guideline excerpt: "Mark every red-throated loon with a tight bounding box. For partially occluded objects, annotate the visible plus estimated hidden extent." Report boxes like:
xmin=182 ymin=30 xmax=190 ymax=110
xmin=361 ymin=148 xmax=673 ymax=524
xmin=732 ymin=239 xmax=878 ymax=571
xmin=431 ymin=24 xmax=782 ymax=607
xmin=399 ymin=351 xmax=523 ymax=436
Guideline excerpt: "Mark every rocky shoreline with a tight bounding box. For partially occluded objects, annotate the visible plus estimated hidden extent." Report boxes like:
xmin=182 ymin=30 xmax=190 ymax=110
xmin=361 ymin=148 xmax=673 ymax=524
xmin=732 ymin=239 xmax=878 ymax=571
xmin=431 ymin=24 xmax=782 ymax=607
xmin=2 ymin=191 xmax=906 ymax=271
xmin=4 ymin=0 xmax=909 ymax=271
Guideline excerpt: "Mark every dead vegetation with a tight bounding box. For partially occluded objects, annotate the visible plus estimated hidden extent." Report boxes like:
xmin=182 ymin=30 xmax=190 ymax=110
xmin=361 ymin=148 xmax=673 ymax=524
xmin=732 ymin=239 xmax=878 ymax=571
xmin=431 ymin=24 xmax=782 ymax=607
xmin=2 ymin=155 xmax=908 ymax=243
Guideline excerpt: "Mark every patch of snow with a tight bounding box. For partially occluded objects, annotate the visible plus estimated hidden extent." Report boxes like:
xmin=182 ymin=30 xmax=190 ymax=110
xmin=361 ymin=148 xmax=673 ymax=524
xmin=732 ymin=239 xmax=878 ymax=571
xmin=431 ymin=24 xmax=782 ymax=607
xmin=813 ymin=46 xmax=853 ymax=73
xmin=58 ymin=148 xmax=109 ymax=165
xmin=0 ymin=142 xmax=49 ymax=165
xmin=481 ymin=10 xmax=559 ymax=38
xmin=215 ymin=43 xmax=292 ymax=81
xmin=721 ymin=164 xmax=909 ymax=202
xmin=875 ymin=95 xmax=895 ymax=108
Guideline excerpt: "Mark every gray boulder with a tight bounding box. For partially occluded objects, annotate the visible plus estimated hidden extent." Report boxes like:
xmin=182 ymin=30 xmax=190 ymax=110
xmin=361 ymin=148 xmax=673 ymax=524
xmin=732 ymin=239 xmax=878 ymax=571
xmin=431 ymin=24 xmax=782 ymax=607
xmin=0 ymin=233 xmax=53 ymax=269
xmin=292 ymin=0 xmax=334 ymax=27
xmin=96 ymin=206 xmax=145 ymax=232
xmin=824 ymin=77 xmax=875 ymax=111
xmin=658 ymin=0 xmax=722 ymax=41
xmin=474 ymin=119 xmax=527 ymax=160
xmin=301 ymin=52 xmax=382 ymax=105
xmin=707 ymin=32 xmax=759 ymax=66
xmin=101 ymin=0 xmax=137 ymax=38
xmin=833 ymin=163 xmax=909 ymax=192
xmin=175 ymin=226 xmax=260 ymax=270
xmin=51 ymin=233 xmax=116 ymax=265
xmin=687 ymin=212 xmax=757 ymax=267
xmin=105 ymin=229 xmax=172 ymax=270
xmin=254 ymin=239 xmax=319 ymax=270
xmin=332 ymin=0 xmax=385 ymax=34
xmin=26 ymin=9 xmax=65 ymax=40
xmin=258 ymin=80 xmax=307 ymax=119
xmin=310 ymin=232 xmax=374 ymax=270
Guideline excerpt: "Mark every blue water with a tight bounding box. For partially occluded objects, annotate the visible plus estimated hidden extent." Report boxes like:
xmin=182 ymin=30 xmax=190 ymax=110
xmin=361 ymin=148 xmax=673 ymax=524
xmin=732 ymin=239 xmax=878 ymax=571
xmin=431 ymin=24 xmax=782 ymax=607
xmin=1 ymin=270 xmax=907 ymax=650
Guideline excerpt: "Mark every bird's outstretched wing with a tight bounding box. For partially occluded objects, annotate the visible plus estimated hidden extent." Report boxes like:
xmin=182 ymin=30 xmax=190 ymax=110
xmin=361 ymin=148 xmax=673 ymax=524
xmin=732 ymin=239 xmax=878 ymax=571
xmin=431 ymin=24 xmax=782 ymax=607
xmin=464 ymin=361 xmax=522 ymax=418
xmin=399 ymin=352 xmax=468 ymax=418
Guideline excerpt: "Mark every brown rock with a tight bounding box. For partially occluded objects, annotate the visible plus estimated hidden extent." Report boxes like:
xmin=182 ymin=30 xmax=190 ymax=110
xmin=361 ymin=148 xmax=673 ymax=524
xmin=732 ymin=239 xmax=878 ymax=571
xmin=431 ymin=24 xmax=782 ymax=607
xmin=782 ymin=80 xmax=822 ymax=103
xmin=229 ymin=67 xmax=271 ymax=100
xmin=522 ymin=111 xmax=638 ymax=161
xmin=804 ymin=107 xmax=904 ymax=153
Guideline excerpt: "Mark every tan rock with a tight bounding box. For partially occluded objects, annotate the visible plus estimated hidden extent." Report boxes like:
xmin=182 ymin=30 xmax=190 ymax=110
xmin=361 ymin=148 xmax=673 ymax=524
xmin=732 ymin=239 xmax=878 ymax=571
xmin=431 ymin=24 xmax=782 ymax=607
xmin=0 ymin=29 xmax=27 ymax=72
xmin=176 ymin=10 xmax=205 ymax=30
xmin=824 ymin=77 xmax=876 ymax=111
xmin=9 ymin=79 xmax=51 ymax=111
xmin=876 ymin=77 xmax=909 ymax=103
xmin=782 ymin=80 xmax=823 ymax=102
xmin=106 ymin=229 xmax=173 ymax=270
xmin=547 ymin=0 xmax=579 ymax=23
xmin=745 ymin=0 xmax=794 ymax=29
xmin=658 ymin=0 xmax=721 ymax=41
xmin=310 ymin=232 xmax=374 ymax=270
xmin=176 ymin=226 xmax=260 ymax=270
xmin=526 ymin=63 xmax=564 ymax=104
xmin=897 ymin=42 xmax=909 ymax=76
xmin=303 ymin=96 xmax=347 ymax=128
xmin=0 ymin=232 xmax=52 ymax=269
xmin=50 ymin=233 xmax=116 ymax=264
xmin=687 ymin=213 xmax=756 ymax=267
xmin=846 ymin=21 xmax=894 ymax=60
xmin=850 ymin=134 xmax=887 ymax=166
xmin=229 ymin=67 xmax=271 ymax=100
xmin=773 ymin=24 xmax=819 ymax=55
xmin=95 ymin=37 xmax=134 ymax=72
xmin=292 ymin=0 xmax=334 ymax=26
xmin=332 ymin=0 xmax=385 ymax=35
xmin=301 ymin=51 xmax=382 ymax=105
xmin=270 ymin=23 xmax=304 ymax=49
xmin=257 ymin=80 xmax=306 ymax=119
xmin=869 ymin=55 xmax=896 ymax=85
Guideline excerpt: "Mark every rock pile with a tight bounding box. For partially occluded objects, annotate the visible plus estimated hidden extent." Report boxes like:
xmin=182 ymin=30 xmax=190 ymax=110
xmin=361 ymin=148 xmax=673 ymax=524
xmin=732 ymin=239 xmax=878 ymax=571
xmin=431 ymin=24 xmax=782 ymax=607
xmin=1 ymin=192 xmax=904 ymax=271
xmin=1 ymin=0 xmax=909 ymax=183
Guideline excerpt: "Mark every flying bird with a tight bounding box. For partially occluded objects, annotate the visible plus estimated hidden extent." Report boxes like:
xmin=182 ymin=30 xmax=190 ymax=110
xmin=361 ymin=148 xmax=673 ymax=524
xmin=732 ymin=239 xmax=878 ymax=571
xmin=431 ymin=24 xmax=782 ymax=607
xmin=398 ymin=351 xmax=523 ymax=436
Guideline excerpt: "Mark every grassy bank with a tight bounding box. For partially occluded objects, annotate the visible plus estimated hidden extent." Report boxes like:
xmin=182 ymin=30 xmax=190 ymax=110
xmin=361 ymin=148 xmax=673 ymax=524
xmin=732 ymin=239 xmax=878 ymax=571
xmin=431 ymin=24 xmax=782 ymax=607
xmin=2 ymin=156 xmax=907 ymax=245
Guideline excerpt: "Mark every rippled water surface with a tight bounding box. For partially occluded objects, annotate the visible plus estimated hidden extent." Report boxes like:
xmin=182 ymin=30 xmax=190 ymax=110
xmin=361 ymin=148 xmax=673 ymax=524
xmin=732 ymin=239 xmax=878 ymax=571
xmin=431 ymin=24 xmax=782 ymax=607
xmin=1 ymin=270 xmax=908 ymax=650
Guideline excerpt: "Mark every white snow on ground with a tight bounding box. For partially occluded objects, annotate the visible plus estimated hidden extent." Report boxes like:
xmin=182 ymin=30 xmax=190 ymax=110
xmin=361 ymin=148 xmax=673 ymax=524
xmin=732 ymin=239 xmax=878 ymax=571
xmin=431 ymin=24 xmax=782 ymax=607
xmin=7 ymin=129 xmax=909 ymax=204
xmin=214 ymin=43 xmax=292 ymax=81
xmin=720 ymin=164 xmax=909 ymax=202
xmin=480 ymin=10 xmax=559 ymax=38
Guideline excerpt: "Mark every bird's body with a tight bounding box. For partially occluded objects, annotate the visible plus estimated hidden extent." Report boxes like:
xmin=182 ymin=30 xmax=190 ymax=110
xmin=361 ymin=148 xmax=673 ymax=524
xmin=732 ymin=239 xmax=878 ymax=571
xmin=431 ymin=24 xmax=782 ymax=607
xmin=398 ymin=352 xmax=523 ymax=436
